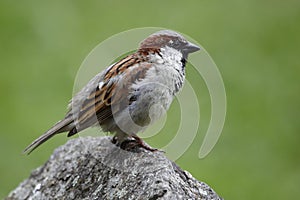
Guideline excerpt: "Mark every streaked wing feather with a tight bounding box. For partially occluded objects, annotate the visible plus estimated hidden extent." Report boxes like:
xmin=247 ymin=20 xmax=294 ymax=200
xmin=73 ymin=53 xmax=152 ymax=132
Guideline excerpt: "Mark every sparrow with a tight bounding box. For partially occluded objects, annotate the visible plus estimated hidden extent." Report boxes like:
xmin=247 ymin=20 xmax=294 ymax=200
xmin=24 ymin=30 xmax=200 ymax=154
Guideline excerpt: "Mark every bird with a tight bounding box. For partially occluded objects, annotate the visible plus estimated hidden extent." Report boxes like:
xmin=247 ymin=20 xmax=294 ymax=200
xmin=24 ymin=30 xmax=200 ymax=154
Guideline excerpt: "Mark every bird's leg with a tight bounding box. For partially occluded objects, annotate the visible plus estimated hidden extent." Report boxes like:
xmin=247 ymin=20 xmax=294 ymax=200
xmin=112 ymin=133 xmax=160 ymax=152
xmin=131 ymin=134 xmax=159 ymax=152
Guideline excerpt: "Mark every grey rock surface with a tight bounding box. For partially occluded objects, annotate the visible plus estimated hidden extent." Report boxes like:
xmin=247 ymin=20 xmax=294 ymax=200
xmin=7 ymin=136 xmax=222 ymax=200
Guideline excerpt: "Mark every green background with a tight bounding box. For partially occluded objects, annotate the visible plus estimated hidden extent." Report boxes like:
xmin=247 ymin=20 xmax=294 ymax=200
xmin=1 ymin=0 xmax=299 ymax=199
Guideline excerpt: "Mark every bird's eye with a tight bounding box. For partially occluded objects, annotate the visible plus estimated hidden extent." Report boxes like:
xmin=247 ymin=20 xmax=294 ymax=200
xmin=169 ymin=40 xmax=180 ymax=48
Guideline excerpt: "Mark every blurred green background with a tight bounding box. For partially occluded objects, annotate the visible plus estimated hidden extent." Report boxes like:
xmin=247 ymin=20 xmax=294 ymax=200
xmin=1 ymin=0 xmax=299 ymax=199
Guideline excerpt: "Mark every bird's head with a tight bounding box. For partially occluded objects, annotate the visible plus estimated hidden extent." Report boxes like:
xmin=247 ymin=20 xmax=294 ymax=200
xmin=139 ymin=30 xmax=200 ymax=59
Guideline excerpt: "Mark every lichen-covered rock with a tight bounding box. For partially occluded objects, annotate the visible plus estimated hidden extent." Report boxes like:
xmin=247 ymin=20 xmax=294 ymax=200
xmin=6 ymin=137 xmax=222 ymax=200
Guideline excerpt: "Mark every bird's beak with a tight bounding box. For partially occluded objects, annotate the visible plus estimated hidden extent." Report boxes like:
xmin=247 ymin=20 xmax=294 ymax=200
xmin=184 ymin=42 xmax=200 ymax=53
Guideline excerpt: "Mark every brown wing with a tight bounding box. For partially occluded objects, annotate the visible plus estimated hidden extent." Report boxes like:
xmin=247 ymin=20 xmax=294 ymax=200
xmin=68 ymin=53 xmax=152 ymax=136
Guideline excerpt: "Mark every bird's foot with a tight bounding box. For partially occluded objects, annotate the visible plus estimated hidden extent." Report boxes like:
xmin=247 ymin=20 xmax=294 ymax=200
xmin=111 ymin=135 xmax=163 ymax=153
xmin=131 ymin=135 xmax=159 ymax=152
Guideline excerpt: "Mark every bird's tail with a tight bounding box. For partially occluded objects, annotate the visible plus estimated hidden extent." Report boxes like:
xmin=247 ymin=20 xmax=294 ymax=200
xmin=23 ymin=117 xmax=74 ymax=154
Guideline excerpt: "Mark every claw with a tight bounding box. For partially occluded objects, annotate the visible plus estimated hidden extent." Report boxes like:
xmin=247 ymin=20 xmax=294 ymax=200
xmin=111 ymin=136 xmax=117 ymax=144
xmin=131 ymin=135 xmax=160 ymax=152
xmin=111 ymin=135 xmax=163 ymax=152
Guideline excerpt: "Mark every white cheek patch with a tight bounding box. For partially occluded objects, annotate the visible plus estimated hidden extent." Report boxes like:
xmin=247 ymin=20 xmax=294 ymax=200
xmin=98 ymin=81 xmax=104 ymax=89
xmin=148 ymin=52 xmax=164 ymax=64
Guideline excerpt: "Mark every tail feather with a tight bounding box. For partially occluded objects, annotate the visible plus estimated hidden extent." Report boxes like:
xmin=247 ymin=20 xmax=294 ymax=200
xmin=23 ymin=117 xmax=73 ymax=154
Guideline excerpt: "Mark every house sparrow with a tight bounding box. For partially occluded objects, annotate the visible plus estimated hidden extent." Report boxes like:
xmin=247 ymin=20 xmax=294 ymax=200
xmin=24 ymin=30 xmax=200 ymax=154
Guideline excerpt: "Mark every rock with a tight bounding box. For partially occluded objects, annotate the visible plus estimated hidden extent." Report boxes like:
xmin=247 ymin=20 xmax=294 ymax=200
xmin=6 ymin=136 xmax=222 ymax=200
